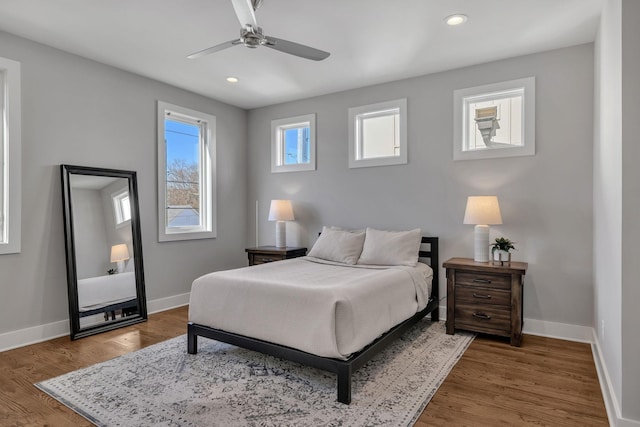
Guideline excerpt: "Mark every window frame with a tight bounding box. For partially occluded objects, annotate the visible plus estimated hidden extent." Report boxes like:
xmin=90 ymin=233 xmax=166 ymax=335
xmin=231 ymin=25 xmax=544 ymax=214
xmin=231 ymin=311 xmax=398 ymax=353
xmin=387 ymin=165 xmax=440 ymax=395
xmin=0 ymin=57 xmax=21 ymax=255
xmin=157 ymin=101 xmax=217 ymax=242
xmin=112 ymin=189 xmax=131 ymax=227
xmin=348 ymin=98 xmax=407 ymax=169
xmin=271 ymin=113 xmax=316 ymax=173
xmin=453 ymin=77 xmax=535 ymax=161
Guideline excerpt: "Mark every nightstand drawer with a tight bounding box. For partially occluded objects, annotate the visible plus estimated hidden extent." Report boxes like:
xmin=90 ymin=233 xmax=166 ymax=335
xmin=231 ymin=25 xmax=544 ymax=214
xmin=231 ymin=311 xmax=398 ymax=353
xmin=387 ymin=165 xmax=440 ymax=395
xmin=251 ymin=255 xmax=282 ymax=265
xmin=455 ymin=303 xmax=511 ymax=333
xmin=455 ymin=271 xmax=510 ymax=290
xmin=455 ymin=285 xmax=511 ymax=307
xmin=245 ymin=246 xmax=307 ymax=266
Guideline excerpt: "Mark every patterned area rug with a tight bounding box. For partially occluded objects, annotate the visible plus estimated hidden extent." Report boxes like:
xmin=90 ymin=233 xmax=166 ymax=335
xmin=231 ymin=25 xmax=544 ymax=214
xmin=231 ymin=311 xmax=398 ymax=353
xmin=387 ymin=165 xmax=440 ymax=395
xmin=36 ymin=320 xmax=473 ymax=427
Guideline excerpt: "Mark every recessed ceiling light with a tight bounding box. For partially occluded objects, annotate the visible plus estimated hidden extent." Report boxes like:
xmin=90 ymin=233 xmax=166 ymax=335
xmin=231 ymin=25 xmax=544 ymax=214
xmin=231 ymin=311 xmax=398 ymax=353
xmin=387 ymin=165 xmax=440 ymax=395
xmin=226 ymin=76 xmax=239 ymax=83
xmin=445 ymin=14 xmax=467 ymax=26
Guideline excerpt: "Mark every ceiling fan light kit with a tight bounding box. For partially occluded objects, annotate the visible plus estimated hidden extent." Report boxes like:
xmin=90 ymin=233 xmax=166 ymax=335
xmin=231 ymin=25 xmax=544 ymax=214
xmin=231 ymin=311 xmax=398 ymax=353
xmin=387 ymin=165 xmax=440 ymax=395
xmin=188 ymin=0 xmax=330 ymax=61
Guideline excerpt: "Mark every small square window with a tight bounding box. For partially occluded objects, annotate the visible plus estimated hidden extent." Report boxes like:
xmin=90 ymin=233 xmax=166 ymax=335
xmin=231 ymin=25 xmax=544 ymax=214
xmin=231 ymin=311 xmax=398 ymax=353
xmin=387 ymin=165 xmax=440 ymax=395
xmin=454 ymin=77 xmax=535 ymax=161
xmin=271 ymin=114 xmax=316 ymax=173
xmin=348 ymin=99 xmax=407 ymax=168
xmin=112 ymin=189 xmax=131 ymax=226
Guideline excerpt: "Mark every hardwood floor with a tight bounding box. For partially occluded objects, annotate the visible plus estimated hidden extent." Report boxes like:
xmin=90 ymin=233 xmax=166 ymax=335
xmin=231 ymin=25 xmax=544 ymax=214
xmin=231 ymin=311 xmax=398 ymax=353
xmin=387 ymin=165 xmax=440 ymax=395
xmin=0 ymin=306 xmax=608 ymax=426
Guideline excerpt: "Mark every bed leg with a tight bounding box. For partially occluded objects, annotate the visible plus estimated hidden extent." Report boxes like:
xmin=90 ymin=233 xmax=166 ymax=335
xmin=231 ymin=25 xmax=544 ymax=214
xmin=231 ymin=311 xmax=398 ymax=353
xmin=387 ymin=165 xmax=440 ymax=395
xmin=337 ymin=365 xmax=352 ymax=404
xmin=431 ymin=309 xmax=439 ymax=322
xmin=187 ymin=323 xmax=198 ymax=354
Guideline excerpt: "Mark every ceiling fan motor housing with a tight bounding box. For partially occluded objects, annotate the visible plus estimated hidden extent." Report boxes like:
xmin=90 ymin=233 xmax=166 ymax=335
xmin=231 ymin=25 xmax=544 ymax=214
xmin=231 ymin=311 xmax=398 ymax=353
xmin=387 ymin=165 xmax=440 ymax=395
xmin=240 ymin=25 xmax=267 ymax=48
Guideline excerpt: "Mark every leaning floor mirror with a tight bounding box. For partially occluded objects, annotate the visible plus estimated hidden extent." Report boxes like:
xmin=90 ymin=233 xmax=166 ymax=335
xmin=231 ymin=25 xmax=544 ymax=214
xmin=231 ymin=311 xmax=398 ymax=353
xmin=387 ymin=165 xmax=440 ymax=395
xmin=61 ymin=165 xmax=148 ymax=339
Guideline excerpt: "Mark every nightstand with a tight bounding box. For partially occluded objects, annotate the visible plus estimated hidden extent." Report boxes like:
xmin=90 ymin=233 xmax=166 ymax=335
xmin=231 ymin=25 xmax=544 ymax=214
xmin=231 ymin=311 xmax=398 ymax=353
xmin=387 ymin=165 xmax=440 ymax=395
xmin=245 ymin=246 xmax=307 ymax=266
xmin=443 ymin=257 xmax=528 ymax=346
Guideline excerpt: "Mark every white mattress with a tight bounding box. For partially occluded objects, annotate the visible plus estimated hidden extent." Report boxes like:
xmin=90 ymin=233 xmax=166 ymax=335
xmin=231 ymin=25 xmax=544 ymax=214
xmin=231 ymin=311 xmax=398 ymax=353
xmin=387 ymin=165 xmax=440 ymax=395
xmin=189 ymin=257 xmax=432 ymax=359
xmin=78 ymin=272 xmax=137 ymax=312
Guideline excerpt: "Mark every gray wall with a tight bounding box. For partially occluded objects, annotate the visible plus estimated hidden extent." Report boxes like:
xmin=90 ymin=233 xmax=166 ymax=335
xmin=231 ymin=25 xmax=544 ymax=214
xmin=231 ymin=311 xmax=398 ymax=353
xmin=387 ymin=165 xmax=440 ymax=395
xmin=0 ymin=31 xmax=248 ymax=335
xmin=247 ymin=44 xmax=595 ymax=327
xmin=595 ymin=0 xmax=640 ymax=422
xmin=71 ymin=188 xmax=110 ymax=279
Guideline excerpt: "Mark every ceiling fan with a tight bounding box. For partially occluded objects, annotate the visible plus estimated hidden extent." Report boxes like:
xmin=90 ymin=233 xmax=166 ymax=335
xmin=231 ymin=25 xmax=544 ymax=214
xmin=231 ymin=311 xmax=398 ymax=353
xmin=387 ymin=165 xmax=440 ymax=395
xmin=188 ymin=0 xmax=330 ymax=61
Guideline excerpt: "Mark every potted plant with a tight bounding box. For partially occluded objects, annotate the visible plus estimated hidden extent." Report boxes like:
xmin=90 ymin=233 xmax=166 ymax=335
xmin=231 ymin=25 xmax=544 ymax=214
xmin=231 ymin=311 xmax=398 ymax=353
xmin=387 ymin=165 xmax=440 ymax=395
xmin=490 ymin=237 xmax=515 ymax=265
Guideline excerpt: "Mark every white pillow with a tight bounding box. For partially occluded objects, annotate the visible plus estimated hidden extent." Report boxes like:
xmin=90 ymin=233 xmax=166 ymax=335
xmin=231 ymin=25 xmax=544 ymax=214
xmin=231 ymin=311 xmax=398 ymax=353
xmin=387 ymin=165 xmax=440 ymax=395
xmin=357 ymin=227 xmax=422 ymax=267
xmin=307 ymin=226 xmax=366 ymax=265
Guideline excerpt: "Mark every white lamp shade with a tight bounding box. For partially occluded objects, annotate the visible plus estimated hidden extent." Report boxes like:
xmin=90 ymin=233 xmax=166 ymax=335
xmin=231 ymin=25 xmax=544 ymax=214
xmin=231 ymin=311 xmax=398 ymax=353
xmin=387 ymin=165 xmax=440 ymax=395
xmin=110 ymin=244 xmax=130 ymax=262
xmin=463 ymin=196 xmax=503 ymax=225
xmin=268 ymin=200 xmax=294 ymax=221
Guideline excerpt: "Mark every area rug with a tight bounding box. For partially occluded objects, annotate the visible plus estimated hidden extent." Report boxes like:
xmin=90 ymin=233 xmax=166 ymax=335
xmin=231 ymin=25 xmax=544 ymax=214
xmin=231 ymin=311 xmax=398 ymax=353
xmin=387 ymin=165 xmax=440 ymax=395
xmin=36 ymin=320 xmax=474 ymax=427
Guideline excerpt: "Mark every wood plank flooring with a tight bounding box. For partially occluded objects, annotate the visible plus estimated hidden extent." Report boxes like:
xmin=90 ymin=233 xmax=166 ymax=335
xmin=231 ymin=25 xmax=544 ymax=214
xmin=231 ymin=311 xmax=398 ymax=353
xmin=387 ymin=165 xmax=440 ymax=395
xmin=0 ymin=306 xmax=608 ymax=426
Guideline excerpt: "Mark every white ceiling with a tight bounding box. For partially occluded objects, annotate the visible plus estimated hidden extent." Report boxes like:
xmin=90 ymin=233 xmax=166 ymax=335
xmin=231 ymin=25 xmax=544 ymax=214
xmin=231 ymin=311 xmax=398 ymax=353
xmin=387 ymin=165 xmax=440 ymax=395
xmin=0 ymin=0 xmax=604 ymax=109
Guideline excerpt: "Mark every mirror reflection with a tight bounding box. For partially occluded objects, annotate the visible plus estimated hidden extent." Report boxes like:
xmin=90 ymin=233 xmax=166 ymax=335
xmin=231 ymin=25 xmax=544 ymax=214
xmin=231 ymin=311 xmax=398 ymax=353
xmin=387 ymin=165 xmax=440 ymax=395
xmin=61 ymin=165 xmax=147 ymax=339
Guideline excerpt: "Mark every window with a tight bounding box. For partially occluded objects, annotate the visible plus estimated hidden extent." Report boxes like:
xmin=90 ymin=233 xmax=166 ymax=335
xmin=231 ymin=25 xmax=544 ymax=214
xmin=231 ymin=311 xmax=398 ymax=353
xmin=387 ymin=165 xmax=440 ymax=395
xmin=453 ymin=77 xmax=535 ymax=160
xmin=0 ymin=57 xmax=21 ymax=255
xmin=112 ymin=189 xmax=131 ymax=226
xmin=271 ymin=114 xmax=316 ymax=173
xmin=348 ymin=98 xmax=407 ymax=168
xmin=157 ymin=101 xmax=216 ymax=241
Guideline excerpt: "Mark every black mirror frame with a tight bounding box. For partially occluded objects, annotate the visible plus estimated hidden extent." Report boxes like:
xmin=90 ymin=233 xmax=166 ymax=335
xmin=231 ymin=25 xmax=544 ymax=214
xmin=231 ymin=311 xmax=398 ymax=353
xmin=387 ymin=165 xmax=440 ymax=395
xmin=61 ymin=164 xmax=148 ymax=339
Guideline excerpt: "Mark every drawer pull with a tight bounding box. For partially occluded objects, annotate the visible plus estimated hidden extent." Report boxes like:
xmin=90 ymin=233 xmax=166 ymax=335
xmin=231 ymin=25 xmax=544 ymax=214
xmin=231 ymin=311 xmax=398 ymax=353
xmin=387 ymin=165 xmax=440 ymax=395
xmin=473 ymin=293 xmax=492 ymax=299
xmin=260 ymin=257 xmax=275 ymax=262
xmin=472 ymin=278 xmax=492 ymax=284
xmin=472 ymin=312 xmax=492 ymax=320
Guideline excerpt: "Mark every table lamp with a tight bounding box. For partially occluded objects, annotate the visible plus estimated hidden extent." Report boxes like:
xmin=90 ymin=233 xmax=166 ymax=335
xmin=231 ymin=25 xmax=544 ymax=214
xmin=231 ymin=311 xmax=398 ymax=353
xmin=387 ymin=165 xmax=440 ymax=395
xmin=463 ymin=196 xmax=502 ymax=262
xmin=110 ymin=243 xmax=130 ymax=273
xmin=268 ymin=200 xmax=294 ymax=248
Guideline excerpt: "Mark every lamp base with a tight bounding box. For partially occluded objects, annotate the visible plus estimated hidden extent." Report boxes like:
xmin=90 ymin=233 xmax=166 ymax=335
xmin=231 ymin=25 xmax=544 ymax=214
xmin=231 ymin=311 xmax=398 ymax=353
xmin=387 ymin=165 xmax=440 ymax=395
xmin=474 ymin=224 xmax=490 ymax=263
xmin=116 ymin=260 xmax=125 ymax=273
xmin=275 ymin=221 xmax=286 ymax=248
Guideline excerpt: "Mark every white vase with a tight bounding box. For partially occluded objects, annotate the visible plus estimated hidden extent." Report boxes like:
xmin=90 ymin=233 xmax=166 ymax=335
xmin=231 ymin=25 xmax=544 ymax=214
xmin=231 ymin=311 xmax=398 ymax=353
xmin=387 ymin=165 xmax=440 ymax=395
xmin=492 ymin=249 xmax=511 ymax=266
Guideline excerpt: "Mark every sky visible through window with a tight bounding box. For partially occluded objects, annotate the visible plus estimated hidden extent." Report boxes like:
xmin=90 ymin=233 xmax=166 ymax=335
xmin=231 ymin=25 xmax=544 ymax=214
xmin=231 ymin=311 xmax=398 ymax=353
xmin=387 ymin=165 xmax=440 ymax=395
xmin=166 ymin=119 xmax=199 ymax=165
xmin=284 ymin=127 xmax=310 ymax=165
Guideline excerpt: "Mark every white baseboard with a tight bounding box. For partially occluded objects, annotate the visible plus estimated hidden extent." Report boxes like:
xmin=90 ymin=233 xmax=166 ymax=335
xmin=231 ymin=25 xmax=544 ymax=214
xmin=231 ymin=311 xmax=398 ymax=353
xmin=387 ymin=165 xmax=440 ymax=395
xmin=591 ymin=330 xmax=640 ymax=427
xmin=146 ymin=292 xmax=190 ymax=314
xmin=0 ymin=319 xmax=70 ymax=353
xmin=521 ymin=318 xmax=594 ymax=343
xmin=0 ymin=293 xmax=190 ymax=353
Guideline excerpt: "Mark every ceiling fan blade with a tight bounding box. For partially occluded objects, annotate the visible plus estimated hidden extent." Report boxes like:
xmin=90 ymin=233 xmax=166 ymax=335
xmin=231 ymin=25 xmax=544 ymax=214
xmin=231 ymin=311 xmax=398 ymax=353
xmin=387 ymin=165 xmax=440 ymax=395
xmin=187 ymin=39 xmax=242 ymax=59
xmin=264 ymin=36 xmax=330 ymax=61
xmin=231 ymin=0 xmax=258 ymax=28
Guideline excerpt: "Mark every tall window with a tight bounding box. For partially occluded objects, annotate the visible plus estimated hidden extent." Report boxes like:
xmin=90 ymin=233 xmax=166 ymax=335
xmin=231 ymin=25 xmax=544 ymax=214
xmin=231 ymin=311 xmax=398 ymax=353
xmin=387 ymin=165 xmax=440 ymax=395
xmin=157 ymin=101 xmax=216 ymax=241
xmin=271 ymin=114 xmax=316 ymax=173
xmin=0 ymin=57 xmax=21 ymax=255
xmin=348 ymin=99 xmax=407 ymax=168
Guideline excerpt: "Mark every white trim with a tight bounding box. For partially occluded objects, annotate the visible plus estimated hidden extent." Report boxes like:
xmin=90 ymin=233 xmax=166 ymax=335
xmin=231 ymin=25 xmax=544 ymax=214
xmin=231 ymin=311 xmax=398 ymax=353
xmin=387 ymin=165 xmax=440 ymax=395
xmin=521 ymin=318 xmax=593 ymax=343
xmin=271 ymin=113 xmax=316 ymax=173
xmin=146 ymin=292 xmax=190 ymax=314
xmin=453 ymin=77 xmax=535 ymax=161
xmin=157 ymin=101 xmax=217 ymax=242
xmin=0 ymin=293 xmax=190 ymax=353
xmin=0 ymin=56 xmax=21 ymax=254
xmin=592 ymin=330 xmax=640 ymax=427
xmin=348 ymin=98 xmax=407 ymax=168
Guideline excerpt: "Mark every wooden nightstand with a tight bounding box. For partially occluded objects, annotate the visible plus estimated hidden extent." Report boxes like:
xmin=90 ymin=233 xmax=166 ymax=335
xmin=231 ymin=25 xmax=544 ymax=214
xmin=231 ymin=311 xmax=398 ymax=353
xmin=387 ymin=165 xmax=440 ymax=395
xmin=245 ymin=246 xmax=307 ymax=266
xmin=443 ymin=257 xmax=528 ymax=346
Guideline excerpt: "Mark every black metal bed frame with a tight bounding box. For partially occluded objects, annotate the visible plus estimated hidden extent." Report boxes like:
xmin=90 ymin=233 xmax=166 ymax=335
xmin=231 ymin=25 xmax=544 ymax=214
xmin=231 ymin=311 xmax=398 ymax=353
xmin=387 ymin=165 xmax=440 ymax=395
xmin=187 ymin=236 xmax=439 ymax=404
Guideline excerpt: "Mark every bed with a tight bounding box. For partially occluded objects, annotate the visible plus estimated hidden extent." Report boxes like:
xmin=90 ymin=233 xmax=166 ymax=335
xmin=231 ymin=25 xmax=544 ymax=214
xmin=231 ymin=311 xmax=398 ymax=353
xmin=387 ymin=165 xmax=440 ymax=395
xmin=187 ymin=228 xmax=439 ymax=404
xmin=78 ymin=271 xmax=138 ymax=319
